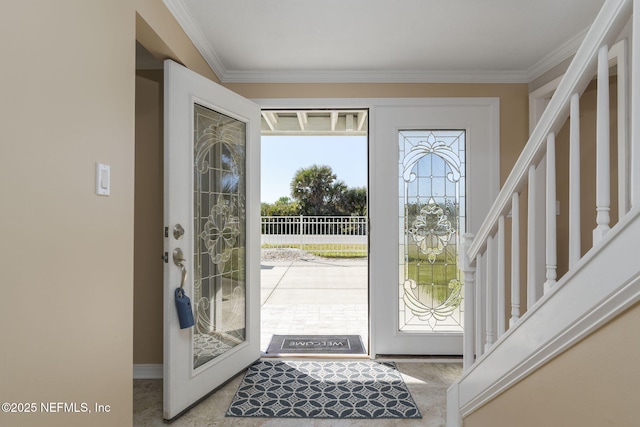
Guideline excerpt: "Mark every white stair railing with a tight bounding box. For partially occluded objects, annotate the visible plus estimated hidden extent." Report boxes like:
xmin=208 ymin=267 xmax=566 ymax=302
xmin=460 ymin=0 xmax=636 ymax=371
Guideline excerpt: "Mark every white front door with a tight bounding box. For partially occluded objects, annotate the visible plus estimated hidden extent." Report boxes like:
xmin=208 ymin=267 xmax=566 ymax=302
xmin=163 ymin=60 xmax=261 ymax=420
xmin=370 ymin=99 xmax=499 ymax=356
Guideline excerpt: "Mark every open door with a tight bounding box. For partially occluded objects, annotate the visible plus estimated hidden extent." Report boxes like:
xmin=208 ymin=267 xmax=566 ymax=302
xmin=163 ymin=60 xmax=261 ymax=420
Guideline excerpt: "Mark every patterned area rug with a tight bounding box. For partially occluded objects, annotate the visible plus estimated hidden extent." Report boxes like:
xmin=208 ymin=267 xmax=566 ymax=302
xmin=226 ymin=360 xmax=422 ymax=419
xmin=193 ymin=334 xmax=233 ymax=367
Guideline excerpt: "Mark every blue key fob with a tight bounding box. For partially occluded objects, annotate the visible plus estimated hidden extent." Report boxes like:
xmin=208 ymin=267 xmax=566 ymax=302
xmin=175 ymin=288 xmax=195 ymax=329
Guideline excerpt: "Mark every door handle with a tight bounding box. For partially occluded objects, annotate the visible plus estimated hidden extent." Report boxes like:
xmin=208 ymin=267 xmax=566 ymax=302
xmin=173 ymin=248 xmax=187 ymax=290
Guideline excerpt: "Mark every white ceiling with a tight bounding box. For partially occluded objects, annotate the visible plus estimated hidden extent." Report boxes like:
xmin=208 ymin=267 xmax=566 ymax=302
xmin=164 ymin=0 xmax=606 ymax=83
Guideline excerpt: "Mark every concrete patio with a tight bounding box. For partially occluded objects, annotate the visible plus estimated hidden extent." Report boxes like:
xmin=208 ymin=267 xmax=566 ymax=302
xmin=260 ymin=251 xmax=369 ymax=354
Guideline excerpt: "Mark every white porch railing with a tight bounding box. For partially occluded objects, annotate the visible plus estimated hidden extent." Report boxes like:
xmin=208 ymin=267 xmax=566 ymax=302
xmin=448 ymin=0 xmax=640 ymax=425
xmin=261 ymin=215 xmax=368 ymax=256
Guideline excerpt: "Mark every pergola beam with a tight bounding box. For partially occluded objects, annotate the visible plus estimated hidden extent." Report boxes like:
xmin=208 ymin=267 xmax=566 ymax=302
xmin=357 ymin=111 xmax=368 ymax=131
xmin=330 ymin=111 xmax=338 ymax=131
xmin=261 ymin=111 xmax=278 ymax=131
xmin=261 ymin=109 xmax=368 ymax=135
xmin=297 ymin=111 xmax=308 ymax=131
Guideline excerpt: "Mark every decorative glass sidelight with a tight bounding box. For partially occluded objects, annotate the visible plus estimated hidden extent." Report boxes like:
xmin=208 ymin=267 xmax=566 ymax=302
xmin=398 ymin=130 xmax=465 ymax=332
xmin=193 ymin=103 xmax=247 ymax=369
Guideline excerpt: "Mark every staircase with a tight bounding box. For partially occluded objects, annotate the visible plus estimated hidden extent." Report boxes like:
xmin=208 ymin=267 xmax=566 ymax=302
xmin=447 ymin=0 xmax=640 ymax=425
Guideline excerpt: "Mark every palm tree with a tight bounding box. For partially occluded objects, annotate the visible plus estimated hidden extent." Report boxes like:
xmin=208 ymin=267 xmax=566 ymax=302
xmin=290 ymin=165 xmax=345 ymax=215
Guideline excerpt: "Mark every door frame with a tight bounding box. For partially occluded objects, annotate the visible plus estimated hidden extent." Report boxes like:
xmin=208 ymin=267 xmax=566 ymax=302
xmin=255 ymin=98 xmax=499 ymax=357
xmin=255 ymin=98 xmax=372 ymax=355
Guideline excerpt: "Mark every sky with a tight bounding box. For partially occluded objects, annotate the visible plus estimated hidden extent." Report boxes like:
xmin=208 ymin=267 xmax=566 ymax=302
xmin=260 ymin=135 xmax=367 ymax=203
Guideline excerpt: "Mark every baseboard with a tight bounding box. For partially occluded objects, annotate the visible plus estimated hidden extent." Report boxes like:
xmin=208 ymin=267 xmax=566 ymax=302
xmin=133 ymin=364 xmax=163 ymax=379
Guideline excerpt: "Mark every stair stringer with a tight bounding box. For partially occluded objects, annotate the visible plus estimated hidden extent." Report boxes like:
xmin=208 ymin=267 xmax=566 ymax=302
xmin=447 ymin=206 xmax=640 ymax=426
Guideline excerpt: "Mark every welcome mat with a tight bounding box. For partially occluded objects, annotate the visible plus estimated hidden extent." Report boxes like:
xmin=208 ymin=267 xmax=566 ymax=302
xmin=266 ymin=335 xmax=365 ymax=355
xmin=226 ymin=360 xmax=422 ymax=419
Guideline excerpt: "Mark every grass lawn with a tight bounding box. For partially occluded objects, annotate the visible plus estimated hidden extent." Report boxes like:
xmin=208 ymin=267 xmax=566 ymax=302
xmin=405 ymin=244 xmax=460 ymax=304
xmin=261 ymin=243 xmax=367 ymax=258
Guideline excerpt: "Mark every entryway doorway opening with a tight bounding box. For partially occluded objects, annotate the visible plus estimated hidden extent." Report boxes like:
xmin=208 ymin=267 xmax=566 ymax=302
xmin=259 ymin=109 xmax=369 ymax=357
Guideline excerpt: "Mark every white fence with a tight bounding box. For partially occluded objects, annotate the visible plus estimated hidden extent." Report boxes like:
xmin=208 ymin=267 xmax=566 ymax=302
xmin=261 ymin=216 xmax=368 ymax=256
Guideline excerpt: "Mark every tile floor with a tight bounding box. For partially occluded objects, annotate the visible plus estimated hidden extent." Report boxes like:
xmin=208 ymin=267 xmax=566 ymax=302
xmin=133 ymin=361 xmax=462 ymax=426
xmin=260 ymin=257 xmax=369 ymax=353
xmin=134 ymin=255 xmax=462 ymax=425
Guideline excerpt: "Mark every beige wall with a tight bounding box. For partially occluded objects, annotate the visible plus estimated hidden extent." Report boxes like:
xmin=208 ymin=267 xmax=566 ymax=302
xmin=0 ymin=1 xmax=135 ymax=426
xmin=131 ymin=1 xmax=221 ymax=365
xmin=134 ymin=70 xmax=164 ymax=364
xmin=135 ymin=0 xmax=219 ymax=83
xmin=464 ymin=302 xmax=640 ymax=427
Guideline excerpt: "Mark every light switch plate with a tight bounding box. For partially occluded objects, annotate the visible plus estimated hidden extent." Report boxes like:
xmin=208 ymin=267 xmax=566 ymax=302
xmin=96 ymin=163 xmax=110 ymax=196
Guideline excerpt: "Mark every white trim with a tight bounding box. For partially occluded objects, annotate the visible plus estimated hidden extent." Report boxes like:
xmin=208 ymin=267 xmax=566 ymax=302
xmin=632 ymin=0 xmax=640 ymax=208
xmin=528 ymin=38 xmax=629 ymax=134
xmin=163 ymin=0 xmax=592 ymax=84
xmin=370 ymin=98 xmax=499 ymax=356
xmin=446 ymin=382 xmax=461 ymax=427
xmin=453 ymin=207 xmax=640 ymax=417
xmin=612 ymin=38 xmax=630 ymax=215
xmin=134 ymin=364 xmax=163 ymax=379
xmin=223 ymin=69 xmax=530 ymax=84
xmin=526 ymin=29 xmax=589 ymax=82
xmin=256 ymin=97 xmax=499 ymax=358
xmin=162 ymin=0 xmax=228 ymax=79
xmin=256 ymin=98 xmax=377 ymax=356
xmin=256 ymin=98 xmax=373 ymax=110
xmin=256 ymin=97 xmax=500 ymax=110
xmin=528 ymin=75 xmax=563 ymax=134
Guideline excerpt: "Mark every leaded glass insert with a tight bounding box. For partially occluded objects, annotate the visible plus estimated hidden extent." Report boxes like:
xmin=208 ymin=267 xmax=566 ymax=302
xmin=193 ymin=103 xmax=247 ymax=369
xmin=398 ymin=130 xmax=465 ymax=333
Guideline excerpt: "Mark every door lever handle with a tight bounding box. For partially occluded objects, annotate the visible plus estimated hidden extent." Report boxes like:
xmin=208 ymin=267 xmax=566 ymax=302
xmin=173 ymin=248 xmax=187 ymax=290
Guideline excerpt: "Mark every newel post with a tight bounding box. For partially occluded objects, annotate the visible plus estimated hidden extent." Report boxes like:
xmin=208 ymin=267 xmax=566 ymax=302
xmin=460 ymin=233 xmax=476 ymax=371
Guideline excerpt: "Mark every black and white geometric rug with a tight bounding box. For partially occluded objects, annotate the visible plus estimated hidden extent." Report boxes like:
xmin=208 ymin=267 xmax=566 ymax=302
xmin=225 ymin=360 xmax=422 ymax=419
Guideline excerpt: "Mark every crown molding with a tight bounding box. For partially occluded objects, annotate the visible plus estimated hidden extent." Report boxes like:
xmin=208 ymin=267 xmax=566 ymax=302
xmin=525 ymin=27 xmax=589 ymax=82
xmin=165 ymin=0 xmax=589 ymax=85
xmin=219 ymin=69 xmax=531 ymax=84
xmin=163 ymin=0 xmax=227 ymax=79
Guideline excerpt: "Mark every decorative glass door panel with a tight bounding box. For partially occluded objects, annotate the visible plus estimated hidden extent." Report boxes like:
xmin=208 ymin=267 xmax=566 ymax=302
xmin=163 ymin=59 xmax=259 ymax=420
xmin=193 ymin=104 xmax=247 ymax=369
xmin=372 ymin=100 xmax=497 ymax=356
xmin=398 ymin=130 xmax=465 ymax=333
